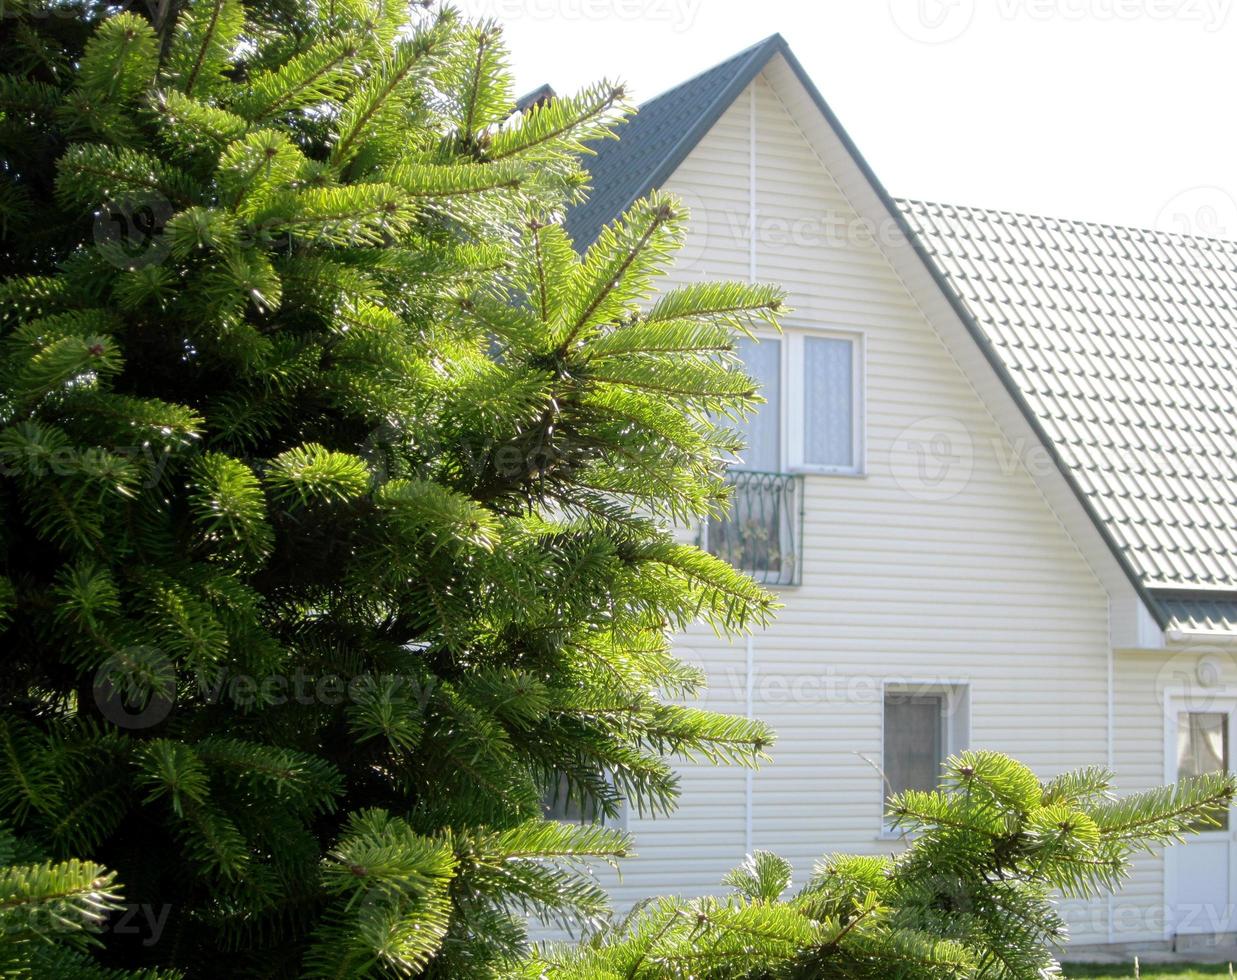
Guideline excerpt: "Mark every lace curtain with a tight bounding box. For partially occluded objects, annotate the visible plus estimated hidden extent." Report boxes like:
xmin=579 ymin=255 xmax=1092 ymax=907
xmin=804 ymin=336 xmax=853 ymax=468
xmin=733 ymin=337 xmax=781 ymax=472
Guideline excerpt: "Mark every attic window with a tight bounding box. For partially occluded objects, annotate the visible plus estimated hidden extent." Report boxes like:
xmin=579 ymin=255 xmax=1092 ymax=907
xmin=722 ymin=329 xmax=865 ymax=476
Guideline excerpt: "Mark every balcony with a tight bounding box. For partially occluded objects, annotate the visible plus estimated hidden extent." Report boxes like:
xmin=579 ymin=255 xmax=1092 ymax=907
xmin=702 ymin=470 xmax=804 ymax=586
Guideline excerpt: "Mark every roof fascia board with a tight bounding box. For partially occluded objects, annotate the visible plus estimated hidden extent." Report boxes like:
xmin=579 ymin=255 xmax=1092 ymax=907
xmin=1163 ymin=630 xmax=1237 ymax=648
xmin=751 ymin=47 xmax=1165 ymax=642
xmin=1151 ymin=586 xmax=1237 ymax=598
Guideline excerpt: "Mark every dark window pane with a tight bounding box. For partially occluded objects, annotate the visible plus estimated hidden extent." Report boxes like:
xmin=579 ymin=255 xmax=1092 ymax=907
xmin=542 ymin=774 xmax=601 ymax=825
xmin=709 ymin=478 xmax=783 ymax=576
xmin=705 ymin=472 xmax=801 ymax=586
xmin=884 ymin=693 xmax=945 ymax=803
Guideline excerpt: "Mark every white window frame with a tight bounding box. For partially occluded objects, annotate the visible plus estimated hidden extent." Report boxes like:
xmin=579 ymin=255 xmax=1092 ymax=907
xmin=786 ymin=328 xmax=866 ymax=476
xmin=878 ymin=680 xmax=971 ymax=836
xmin=730 ymin=326 xmax=865 ymax=476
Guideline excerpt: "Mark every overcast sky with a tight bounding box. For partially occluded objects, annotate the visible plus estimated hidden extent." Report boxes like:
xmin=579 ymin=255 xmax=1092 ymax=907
xmin=457 ymin=0 xmax=1237 ymax=237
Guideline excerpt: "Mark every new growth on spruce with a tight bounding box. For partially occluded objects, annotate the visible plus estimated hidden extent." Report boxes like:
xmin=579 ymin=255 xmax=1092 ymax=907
xmin=0 ymin=0 xmax=784 ymax=975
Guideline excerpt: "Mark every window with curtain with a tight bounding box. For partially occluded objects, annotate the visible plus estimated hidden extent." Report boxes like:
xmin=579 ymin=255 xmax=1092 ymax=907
xmin=883 ymin=692 xmax=946 ymax=804
xmin=706 ymin=337 xmax=795 ymax=581
xmin=731 ymin=336 xmax=781 ymax=472
xmin=703 ymin=330 xmax=861 ymax=582
xmin=803 ymin=335 xmax=855 ymax=469
xmin=1178 ymin=711 xmax=1229 ymax=830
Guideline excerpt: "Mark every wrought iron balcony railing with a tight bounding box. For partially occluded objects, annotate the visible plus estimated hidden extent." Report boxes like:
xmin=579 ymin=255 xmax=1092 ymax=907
xmin=702 ymin=470 xmax=804 ymax=586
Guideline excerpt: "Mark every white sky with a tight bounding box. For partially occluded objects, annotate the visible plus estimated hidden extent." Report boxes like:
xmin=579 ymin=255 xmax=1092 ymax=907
xmin=457 ymin=0 xmax=1237 ymax=237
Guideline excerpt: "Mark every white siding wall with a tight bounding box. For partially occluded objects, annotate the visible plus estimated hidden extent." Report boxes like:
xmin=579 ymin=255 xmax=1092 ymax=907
xmin=591 ymin=73 xmax=1120 ymax=947
xmin=1102 ymin=645 xmax=1237 ymax=945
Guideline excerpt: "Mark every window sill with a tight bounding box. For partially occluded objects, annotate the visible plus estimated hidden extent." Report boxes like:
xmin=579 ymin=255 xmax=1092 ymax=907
xmin=789 ymin=466 xmax=867 ymax=478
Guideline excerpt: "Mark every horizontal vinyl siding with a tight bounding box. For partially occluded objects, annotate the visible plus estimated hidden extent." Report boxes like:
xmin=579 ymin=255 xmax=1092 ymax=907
xmin=1108 ymin=650 xmax=1171 ymax=944
xmin=1104 ymin=645 xmax=1237 ymax=945
xmin=565 ymin=73 xmax=1119 ymax=950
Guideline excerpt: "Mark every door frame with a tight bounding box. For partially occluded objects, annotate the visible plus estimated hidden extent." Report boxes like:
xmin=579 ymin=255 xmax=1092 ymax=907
xmin=1162 ymin=687 xmax=1237 ymax=940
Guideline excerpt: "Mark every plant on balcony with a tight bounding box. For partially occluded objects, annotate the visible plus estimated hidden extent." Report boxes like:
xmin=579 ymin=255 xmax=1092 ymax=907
xmin=707 ymin=472 xmax=801 ymax=585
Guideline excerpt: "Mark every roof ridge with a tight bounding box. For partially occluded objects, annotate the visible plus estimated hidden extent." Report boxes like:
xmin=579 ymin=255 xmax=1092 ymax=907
xmin=898 ymin=197 xmax=1237 ymax=250
xmin=565 ymin=34 xmax=786 ymax=250
xmin=633 ymin=33 xmax=782 ymax=110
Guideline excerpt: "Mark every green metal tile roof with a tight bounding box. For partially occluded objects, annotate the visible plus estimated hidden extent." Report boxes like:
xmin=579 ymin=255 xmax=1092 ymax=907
xmin=899 ymin=201 xmax=1237 ymax=594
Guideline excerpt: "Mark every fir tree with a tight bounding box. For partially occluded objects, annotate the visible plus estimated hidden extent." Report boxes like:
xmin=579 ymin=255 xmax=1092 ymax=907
xmin=0 ymin=1 xmax=783 ymax=975
xmin=529 ymin=753 xmax=1236 ymax=980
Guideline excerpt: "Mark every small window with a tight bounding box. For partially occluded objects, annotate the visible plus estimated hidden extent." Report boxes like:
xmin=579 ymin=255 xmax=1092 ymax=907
xmin=723 ymin=329 xmax=864 ymax=476
xmin=882 ymin=684 xmax=969 ymax=821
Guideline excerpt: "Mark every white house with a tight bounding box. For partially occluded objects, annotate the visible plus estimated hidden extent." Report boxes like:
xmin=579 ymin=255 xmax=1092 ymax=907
xmin=557 ymin=35 xmax=1237 ymax=953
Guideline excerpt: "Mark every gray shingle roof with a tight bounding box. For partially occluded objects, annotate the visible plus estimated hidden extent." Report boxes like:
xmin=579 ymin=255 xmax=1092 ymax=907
xmin=899 ymin=201 xmax=1237 ymax=593
xmin=564 ymin=35 xmax=784 ymax=250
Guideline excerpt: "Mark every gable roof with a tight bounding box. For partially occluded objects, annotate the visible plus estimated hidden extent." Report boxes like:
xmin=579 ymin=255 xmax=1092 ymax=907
xmin=568 ymin=36 xmax=1237 ymax=634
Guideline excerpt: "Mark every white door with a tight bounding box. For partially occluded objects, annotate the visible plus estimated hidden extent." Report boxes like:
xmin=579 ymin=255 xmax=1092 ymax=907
xmin=1166 ymin=696 xmax=1237 ymax=937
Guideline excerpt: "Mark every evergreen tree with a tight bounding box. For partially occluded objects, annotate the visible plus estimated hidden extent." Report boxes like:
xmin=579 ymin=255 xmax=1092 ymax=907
xmin=0 ymin=1 xmax=783 ymax=975
xmin=530 ymin=753 xmax=1236 ymax=980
